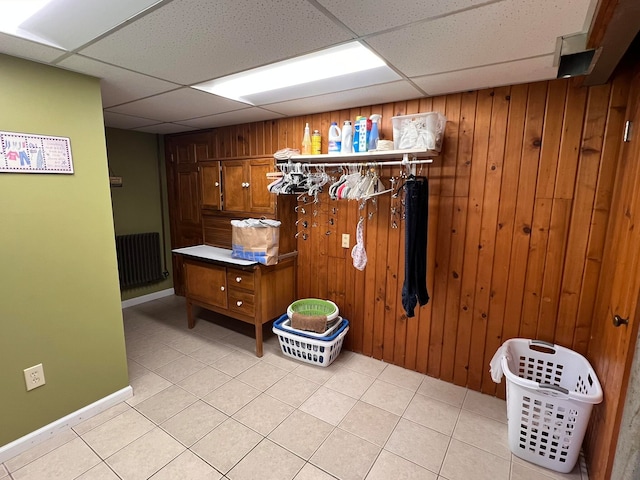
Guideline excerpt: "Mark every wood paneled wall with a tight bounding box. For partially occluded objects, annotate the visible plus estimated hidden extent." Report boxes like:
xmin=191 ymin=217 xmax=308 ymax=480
xmin=205 ymin=76 xmax=627 ymax=394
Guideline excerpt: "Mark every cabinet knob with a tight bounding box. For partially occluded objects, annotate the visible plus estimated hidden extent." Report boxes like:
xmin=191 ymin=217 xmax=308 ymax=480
xmin=220 ymin=286 xmax=225 ymax=291
xmin=214 ymin=181 xmax=219 ymax=187
xmin=241 ymin=182 xmax=247 ymax=187
xmin=236 ymin=276 xmax=242 ymax=283
xmin=613 ymin=314 xmax=629 ymax=327
xmin=236 ymin=300 xmax=243 ymax=307
xmin=245 ymin=182 xmax=250 ymax=188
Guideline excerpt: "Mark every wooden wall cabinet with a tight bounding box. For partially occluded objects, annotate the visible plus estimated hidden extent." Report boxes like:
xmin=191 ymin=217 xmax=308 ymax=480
xmin=222 ymin=158 xmax=275 ymax=214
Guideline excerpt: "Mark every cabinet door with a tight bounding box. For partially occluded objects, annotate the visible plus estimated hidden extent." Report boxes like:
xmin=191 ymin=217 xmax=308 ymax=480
xmin=184 ymin=262 xmax=227 ymax=308
xmin=177 ymin=170 xmax=201 ymax=223
xmin=170 ymin=132 xmax=213 ymax=164
xmin=222 ymin=160 xmax=248 ymax=212
xmin=194 ymin=138 xmax=213 ymax=161
xmin=200 ymin=161 xmax=221 ymax=210
xmin=174 ymin=143 xmax=193 ymax=164
xmin=248 ymin=158 xmax=275 ymax=214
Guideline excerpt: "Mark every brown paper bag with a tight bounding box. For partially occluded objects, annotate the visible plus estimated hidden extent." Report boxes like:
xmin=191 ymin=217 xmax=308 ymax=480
xmin=231 ymin=219 xmax=280 ymax=265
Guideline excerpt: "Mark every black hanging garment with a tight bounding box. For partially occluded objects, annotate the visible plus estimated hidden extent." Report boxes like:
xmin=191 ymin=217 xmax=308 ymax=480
xmin=402 ymin=177 xmax=430 ymax=317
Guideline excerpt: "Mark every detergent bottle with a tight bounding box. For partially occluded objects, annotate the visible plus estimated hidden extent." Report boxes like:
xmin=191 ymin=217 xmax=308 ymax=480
xmin=368 ymin=114 xmax=381 ymax=151
xmin=353 ymin=116 xmax=369 ymax=153
xmin=341 ymin=121 xmax=353 ymax=153
xmin=328 ymin=122 xmax=341 ymax=155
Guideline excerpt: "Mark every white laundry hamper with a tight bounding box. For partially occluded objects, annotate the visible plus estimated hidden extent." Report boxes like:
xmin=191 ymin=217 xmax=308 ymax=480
xmin=492 ymin=339 xmax=603 ymax=474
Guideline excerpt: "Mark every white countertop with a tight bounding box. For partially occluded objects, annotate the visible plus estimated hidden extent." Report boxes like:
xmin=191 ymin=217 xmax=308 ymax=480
xmin=172 ymin=245 xmax=258 ymax=266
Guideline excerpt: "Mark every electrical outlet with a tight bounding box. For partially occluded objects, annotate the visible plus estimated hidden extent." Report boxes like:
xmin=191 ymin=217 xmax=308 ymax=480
xmin=24 ymin=363 xmax=46 ymax=391
xmin=341 ymin=234 xmax=350 ymax=249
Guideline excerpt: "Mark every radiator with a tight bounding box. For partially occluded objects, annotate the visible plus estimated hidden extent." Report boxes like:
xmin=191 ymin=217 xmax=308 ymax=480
xmin=115 ymin=233 xmax=164 ymax=289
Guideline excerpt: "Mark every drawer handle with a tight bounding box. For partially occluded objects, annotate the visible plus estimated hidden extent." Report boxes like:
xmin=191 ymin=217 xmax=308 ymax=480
xmin=236 ymin=276 xmax=242 ymax=283
xmin=220 ymin=286 xmax=225 ymax=291
xmin=236 ymin=300 xmax=243 ymax=307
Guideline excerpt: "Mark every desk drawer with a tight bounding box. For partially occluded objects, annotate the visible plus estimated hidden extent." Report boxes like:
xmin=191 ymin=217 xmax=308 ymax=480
xmin=228 ymin=288 xmax=255 ymax=316
xmin=227 ymin=268 xmax=255 ymax=291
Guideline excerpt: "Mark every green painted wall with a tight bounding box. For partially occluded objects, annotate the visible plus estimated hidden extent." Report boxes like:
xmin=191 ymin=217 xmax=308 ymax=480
xmin=106 ymin=128 xmax=173 ymax=301
xmin=0 ymin=55 xmax=129 ymax=446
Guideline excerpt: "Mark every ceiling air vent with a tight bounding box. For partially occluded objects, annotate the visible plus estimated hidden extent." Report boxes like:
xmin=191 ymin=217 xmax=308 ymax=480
xmin=554 ymin=33 xmax=596 ymax=79
xmin=557 ymin=50 xmax=596 ymax=78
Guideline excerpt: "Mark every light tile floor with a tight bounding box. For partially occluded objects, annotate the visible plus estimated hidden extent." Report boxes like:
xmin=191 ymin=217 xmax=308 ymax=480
xmin=2 ymin=295 xmax=590 ymax=480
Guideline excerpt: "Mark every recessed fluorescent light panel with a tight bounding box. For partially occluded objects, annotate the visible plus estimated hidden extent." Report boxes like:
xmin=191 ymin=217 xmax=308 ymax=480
xmin=0 ymin=0 xmax=53 ymax=41
xmin=0 ymin=0 xmax=161 ymax=50
xmin=192 ymin=42 xmax=401 ymax=106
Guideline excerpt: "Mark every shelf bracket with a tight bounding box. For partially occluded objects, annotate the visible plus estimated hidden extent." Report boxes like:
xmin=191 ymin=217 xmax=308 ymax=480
xmin=402 ymin=153 xmax=416 ymax=175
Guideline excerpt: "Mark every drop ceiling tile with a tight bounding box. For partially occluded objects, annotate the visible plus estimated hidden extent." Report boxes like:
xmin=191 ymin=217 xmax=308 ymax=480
xmin=133 ymin=123 xmax=197 ymax=134
xmin=105 ymin=88 xmax=248 ymax=122
xmin=317 ymin=0 xmax=488 ymax=35
xmin=0 ymin=33 xmax=65 ymax=63
xmin=366 ymin=0 xmax=593 ymax=78
xmin=57 ymin=55 xmax=179 ymax=108
xmin=79 ymin=0 xmax=353 ymax=85
xmin=263 ymin=80 xmax=422 ymax=117
xmin=412 ymin=55 xmax=557 ymax=96
xmin=178 ymin=108 xmax=284 ymax=129
xmin=103 ymin=111 xmax=160 ymax=129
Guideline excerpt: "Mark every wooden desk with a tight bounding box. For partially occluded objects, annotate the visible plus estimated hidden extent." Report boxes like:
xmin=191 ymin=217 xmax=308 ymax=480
xmin=173 ymin=245 xmax=296 ymax=357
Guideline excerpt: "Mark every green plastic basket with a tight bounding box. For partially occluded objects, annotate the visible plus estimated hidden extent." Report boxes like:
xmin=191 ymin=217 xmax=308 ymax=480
xmin=287 ymin=298 xmax=339 ymax=322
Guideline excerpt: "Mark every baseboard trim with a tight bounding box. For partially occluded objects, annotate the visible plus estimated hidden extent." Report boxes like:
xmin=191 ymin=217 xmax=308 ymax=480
xmin=121 ymin=288 xmax=175 ymax=309
xmin=0 ymin=386 xmax=133 ymax=463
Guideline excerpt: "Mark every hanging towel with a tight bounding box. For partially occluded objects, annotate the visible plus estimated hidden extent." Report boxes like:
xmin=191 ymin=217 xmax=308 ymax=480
xmin=489 ymin=344 xmax=509 ymax=383
xmin=351 ymin=217 xmax=367 ymax=271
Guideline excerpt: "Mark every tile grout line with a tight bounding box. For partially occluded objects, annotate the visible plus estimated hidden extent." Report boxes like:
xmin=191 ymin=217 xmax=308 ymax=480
xmin=75 ymin=436 xmax=122 ymax=479
xmin=437 ymin=388 xmax=468 ymax=478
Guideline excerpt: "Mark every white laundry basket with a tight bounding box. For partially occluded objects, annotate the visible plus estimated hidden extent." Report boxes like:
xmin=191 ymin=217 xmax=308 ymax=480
xmin=496 ymin=339 xmax=602 ymax=473
xmin=272 ymin=314 xmax=349 ymax=367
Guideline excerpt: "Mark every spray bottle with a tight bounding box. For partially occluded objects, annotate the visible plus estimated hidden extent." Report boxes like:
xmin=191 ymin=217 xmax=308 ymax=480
xmin=368 ymin=114 xmax=381 ymax=151
xmin=301 ymin=123 xmax=311 ymax=155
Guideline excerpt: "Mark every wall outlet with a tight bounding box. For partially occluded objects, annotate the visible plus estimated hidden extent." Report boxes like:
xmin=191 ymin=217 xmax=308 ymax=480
xmin=24 ymin=363 xmax=46 ymax=391
xmin=341 ymin=234 xmax=350 ymax=249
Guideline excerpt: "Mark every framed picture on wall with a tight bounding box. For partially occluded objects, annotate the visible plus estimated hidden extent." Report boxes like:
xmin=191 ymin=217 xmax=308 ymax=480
xmin=0 ymin=131 xmax=74 ymax=174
